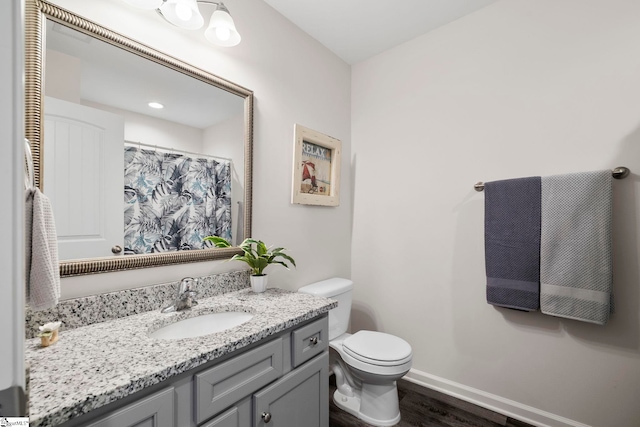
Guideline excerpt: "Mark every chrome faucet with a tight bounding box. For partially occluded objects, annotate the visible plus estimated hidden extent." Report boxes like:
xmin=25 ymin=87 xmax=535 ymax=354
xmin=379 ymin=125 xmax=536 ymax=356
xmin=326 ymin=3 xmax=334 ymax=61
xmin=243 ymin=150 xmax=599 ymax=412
xmin=161 ymin=277 xmax=199 ymax=313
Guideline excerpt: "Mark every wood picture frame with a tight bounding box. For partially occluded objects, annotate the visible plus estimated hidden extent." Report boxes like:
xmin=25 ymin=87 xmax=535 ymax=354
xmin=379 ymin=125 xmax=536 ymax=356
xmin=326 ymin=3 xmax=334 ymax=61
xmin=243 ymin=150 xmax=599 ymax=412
xmin=291 ymin=124 xmax=341 ymax=206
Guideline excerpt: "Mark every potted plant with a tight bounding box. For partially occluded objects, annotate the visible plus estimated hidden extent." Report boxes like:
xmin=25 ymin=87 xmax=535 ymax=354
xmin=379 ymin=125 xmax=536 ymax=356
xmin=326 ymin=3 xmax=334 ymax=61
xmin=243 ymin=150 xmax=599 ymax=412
xmin=204 ymin=236 xmax=296 ymax=293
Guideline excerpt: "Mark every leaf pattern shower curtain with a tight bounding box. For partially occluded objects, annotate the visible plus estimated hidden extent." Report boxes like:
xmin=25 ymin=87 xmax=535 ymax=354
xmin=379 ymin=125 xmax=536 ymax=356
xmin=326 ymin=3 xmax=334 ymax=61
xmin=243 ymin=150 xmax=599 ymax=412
xmin=124 ymin=147 xmax=232 ymax=254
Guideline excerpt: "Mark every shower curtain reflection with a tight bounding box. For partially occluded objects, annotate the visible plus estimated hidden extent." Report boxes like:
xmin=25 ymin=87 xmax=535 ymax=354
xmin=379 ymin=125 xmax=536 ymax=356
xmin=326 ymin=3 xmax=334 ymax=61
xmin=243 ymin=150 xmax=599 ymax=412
xmin=123 ymin=146 xmax=232 ymax=254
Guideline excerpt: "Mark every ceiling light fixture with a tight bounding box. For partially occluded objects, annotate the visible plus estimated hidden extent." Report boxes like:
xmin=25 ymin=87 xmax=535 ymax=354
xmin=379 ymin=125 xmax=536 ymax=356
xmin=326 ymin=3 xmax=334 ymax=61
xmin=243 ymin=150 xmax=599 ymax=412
xmin=123 ymin=0 xmax=241 ymax=47
xmin=148 ymin=102 xmax=164 ymax=109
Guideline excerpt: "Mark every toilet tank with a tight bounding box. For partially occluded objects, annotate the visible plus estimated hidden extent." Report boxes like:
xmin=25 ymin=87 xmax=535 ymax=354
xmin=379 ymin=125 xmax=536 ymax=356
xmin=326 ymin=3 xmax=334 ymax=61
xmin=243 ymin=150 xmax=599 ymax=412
xmin=299 ymin=278 xmax=353 ymax=340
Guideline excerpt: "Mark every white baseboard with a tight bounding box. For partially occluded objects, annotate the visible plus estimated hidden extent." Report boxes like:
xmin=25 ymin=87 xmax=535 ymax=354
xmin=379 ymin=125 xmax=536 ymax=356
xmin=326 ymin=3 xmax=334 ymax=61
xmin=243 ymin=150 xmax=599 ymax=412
xmin=403 ymin=368 xmax=591 ymax=427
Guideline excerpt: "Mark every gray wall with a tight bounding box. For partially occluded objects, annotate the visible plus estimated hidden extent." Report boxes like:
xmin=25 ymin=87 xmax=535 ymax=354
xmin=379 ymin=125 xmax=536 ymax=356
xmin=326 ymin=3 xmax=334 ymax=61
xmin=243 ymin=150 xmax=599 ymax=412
xmin=51 ymin=0 xmax=352 ymax=299
xmin=1 ymin=0 xmax=25 ymax=394
xmin=351 ymin=0 xmax=640 ymax=426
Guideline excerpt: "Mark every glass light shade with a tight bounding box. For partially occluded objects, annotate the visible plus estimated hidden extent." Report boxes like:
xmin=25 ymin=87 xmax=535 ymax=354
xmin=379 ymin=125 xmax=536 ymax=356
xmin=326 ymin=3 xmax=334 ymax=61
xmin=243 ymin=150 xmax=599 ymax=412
xmin=204 ymin=8 xmax=241 ymax=46
xmin=159 ymin=0 xmax=204 ymax=30
xmin=122 ymin=0 xmax=163 ymax=9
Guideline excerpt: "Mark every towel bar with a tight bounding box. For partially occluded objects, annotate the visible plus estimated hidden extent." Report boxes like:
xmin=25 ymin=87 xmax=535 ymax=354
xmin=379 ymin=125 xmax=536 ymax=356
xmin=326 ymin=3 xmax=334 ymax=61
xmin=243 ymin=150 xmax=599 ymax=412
xmin=474 ymin=166 xmax=630 ymax=192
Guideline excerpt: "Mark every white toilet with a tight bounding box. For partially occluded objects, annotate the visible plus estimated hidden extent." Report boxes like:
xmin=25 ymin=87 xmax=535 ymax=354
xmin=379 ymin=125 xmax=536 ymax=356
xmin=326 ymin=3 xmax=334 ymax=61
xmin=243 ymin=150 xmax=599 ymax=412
xmin=299 ymin=278 xmax=412 ymax=426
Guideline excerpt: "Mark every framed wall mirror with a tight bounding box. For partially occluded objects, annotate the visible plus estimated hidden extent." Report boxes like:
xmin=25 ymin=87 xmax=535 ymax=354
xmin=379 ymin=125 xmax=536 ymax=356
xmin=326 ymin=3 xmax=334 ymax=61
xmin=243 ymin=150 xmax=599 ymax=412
xmin=25 ymin=0 xmax=253 ymax=277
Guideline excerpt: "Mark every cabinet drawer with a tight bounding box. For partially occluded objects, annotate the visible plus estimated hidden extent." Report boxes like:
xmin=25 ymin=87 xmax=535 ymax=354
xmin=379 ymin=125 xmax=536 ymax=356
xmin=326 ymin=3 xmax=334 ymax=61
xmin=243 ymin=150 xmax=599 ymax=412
xmin=195 ymin=338 xmax=283 ymax=424
xmin=85 ymin=387 xmax=174 ymax=427
xmin=292 ymin=316 xmax=328 ymax=368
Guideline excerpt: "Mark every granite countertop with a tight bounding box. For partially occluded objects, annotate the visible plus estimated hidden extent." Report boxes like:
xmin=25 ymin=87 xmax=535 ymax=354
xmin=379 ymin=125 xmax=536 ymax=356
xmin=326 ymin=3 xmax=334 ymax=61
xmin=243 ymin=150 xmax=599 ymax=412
xmin=25 ymin=288 xmax=336 ymax=427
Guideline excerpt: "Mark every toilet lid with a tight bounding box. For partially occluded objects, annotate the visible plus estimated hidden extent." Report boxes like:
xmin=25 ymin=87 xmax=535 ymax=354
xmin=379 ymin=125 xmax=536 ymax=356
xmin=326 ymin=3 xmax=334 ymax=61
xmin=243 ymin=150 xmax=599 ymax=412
xmin=342 ymin=331 xmax=412 ymax=366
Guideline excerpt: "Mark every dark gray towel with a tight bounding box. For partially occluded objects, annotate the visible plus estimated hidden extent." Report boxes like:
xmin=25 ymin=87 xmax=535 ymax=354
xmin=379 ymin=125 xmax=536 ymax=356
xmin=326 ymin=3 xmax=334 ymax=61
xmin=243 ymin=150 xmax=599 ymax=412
xmin=484 ymin=177 xmax=541 ymax=311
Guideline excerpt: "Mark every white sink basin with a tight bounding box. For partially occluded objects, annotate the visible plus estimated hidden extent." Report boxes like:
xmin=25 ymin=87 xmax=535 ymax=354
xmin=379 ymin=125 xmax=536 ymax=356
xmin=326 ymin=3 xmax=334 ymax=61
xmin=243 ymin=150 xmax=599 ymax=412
xmin=149 ymin=312 xmax=254 ymax=340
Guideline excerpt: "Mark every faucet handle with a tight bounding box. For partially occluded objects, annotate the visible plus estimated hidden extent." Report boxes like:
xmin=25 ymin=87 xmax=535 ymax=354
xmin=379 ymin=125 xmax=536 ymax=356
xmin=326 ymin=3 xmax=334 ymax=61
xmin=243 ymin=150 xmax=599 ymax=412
xmin=188 ymin=295 xmax=199 ymax=308
xmin=162 ymin=278 xmax=200 ymax=313
xmin=178 ymin=277 xmax=197 ymax=293
xmin=179 ymin=278 xmax=198 ymax=307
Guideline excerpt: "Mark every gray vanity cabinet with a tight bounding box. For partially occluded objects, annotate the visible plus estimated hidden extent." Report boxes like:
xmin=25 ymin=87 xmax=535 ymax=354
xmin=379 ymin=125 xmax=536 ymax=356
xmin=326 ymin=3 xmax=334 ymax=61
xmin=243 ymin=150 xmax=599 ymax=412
xmin=61 ymin=315 xmax=328 ymax=427
xmin=253 ymin=351 xmax=329 ymax=427
xmin=195 ymin=338 xmax=284 ymax=424
xmin=84 ymin=387 xmax=174 ymax=427
xmin=200 ymin=399 xmax=251 ymax=427
xmin=202 ymin=316 xmax=329 ymax=427
xmin=204 ymin=350 xmax=329 ymax=427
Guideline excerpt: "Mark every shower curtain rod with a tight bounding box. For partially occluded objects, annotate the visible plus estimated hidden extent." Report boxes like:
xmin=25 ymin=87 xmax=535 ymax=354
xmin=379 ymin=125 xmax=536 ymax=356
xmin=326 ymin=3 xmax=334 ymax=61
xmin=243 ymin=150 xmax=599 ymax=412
xmin=474 ymin=166 xmax=630 ymax=192
xmin=125 ymin=140 xmax=233 ymax=162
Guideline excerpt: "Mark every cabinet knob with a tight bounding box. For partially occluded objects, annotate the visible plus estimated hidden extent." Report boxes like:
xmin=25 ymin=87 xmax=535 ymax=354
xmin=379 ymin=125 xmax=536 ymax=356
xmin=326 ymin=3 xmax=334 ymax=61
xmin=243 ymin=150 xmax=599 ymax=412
xmin=261 ymin=412 xmax=272 ymax=423
xmin=310 ymin=336 xmax=318 ymax=346
xmin=111 ymin=245 xmax=123 ymax=254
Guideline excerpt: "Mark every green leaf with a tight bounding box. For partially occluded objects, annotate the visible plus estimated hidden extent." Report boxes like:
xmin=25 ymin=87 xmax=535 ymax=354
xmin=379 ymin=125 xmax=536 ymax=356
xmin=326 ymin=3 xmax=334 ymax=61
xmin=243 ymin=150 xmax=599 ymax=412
xmin=203 ymin=235 xmax=231 ymax=248
xmin=239 ymin=239 xmax=260 ymax=258
xmin=239 ymin=240 xmax=252 ymax=252
xmin=254 ymin=257 xmax=269 ymax=275
xmin=274 ymin=252 xmax=296 ymax=267
xmin=230 ymin=254 xmax=251 ymax=265
xmin=242 ymin=238 xmax=261 ymax=247
xmin=256 ymin=240 xmax=268 ymax=256
xmin=270 ymin=260 xmax=291 ymax=270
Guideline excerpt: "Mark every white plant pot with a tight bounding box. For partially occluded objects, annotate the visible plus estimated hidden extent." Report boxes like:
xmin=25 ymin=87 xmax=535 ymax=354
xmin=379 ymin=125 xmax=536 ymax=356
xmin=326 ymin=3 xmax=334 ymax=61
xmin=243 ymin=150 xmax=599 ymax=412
xmin=250 ymin=275 xmax=268 ymax=293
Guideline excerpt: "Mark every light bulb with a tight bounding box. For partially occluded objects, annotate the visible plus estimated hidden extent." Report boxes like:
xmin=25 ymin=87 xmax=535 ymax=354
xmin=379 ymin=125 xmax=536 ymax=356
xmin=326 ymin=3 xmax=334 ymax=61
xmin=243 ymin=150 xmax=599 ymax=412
xmin=204 ymin=6 xmax=241 ymax=46
xmin=215 ymin=26 xmax=231 ymax=41
xmin=175 ymin=3 xmax=192 ymax=21
xmin=159 ymin=0 xmax=203 ymax=29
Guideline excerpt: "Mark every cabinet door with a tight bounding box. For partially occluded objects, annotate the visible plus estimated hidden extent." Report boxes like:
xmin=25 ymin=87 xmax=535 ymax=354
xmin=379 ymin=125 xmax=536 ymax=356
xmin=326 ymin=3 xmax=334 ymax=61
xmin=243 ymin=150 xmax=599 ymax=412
xmin=195 ymin=338 xmax=283 ymax=424
xmin=85 ymin=387 xmax=174 ymax=427
xmin=201 ymin=398 xmax=251 ymax=427
xmin=253 ymin=352 xmax=328 ymax=427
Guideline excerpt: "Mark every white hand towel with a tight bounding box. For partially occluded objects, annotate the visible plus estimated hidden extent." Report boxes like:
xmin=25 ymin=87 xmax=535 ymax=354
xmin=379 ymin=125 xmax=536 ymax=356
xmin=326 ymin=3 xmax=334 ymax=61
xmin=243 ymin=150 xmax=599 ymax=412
xmin=25 ymin=187 xmax=60 ymax=310
xmin=540 ymin=170 xmax=612 ymax=325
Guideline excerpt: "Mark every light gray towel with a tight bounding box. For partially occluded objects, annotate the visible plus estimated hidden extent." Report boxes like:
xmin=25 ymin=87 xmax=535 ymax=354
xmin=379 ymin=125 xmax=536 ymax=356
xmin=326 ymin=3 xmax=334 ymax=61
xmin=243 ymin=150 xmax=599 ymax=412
xmin=25 ymin=187 xmax=60 ymax=310
xmin=540 ymin=170 xmax=612 ymax=325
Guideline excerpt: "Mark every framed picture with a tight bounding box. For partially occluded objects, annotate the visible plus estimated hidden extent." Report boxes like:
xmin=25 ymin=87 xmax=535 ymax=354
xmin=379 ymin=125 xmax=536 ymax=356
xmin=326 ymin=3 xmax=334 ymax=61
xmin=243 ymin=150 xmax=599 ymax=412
xmin=291 ymin=124 xmax=341 ymax=206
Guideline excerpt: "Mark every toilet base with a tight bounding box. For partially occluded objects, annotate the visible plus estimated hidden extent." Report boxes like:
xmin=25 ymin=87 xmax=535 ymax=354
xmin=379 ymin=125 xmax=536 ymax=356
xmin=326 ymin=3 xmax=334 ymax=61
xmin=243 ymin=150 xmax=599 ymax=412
xmin=333 ymin=388 xmax=401 ymax=427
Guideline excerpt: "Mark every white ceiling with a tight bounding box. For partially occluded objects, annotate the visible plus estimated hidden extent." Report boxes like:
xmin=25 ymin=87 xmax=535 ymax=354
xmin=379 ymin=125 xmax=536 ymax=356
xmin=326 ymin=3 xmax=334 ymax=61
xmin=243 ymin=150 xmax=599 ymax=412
xmin=47 ymin=22 xmax=244 ymax=129
xmin=44 ymin=1 xmax=499 ymax=125
xmin=263 ymin=0 xmax=498 ymax=64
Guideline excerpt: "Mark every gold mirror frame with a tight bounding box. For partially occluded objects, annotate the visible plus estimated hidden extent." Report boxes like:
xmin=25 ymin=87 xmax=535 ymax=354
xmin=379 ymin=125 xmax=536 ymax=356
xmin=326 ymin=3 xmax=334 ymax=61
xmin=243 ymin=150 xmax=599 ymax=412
xmin=25 ymin=0 xmax=252 ymax=277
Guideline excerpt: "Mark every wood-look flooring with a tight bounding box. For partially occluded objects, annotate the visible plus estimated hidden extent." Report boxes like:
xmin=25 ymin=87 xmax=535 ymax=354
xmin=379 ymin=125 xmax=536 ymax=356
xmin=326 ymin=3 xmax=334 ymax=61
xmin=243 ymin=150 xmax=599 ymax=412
xmin=329 ymin=378 xmax=535 ymax=427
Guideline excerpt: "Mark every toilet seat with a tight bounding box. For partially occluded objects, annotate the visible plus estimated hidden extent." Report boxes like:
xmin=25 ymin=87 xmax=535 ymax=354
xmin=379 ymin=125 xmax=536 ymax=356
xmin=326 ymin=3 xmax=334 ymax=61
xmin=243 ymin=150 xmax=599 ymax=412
xmin=339 ymin=331 xmax=412 ymax=376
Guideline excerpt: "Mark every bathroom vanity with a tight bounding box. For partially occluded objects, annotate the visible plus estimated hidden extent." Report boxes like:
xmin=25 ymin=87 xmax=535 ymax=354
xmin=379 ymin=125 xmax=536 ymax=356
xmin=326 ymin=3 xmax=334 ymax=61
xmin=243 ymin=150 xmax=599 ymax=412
xmin=25 ymin=287 xmax=336 ymax=427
